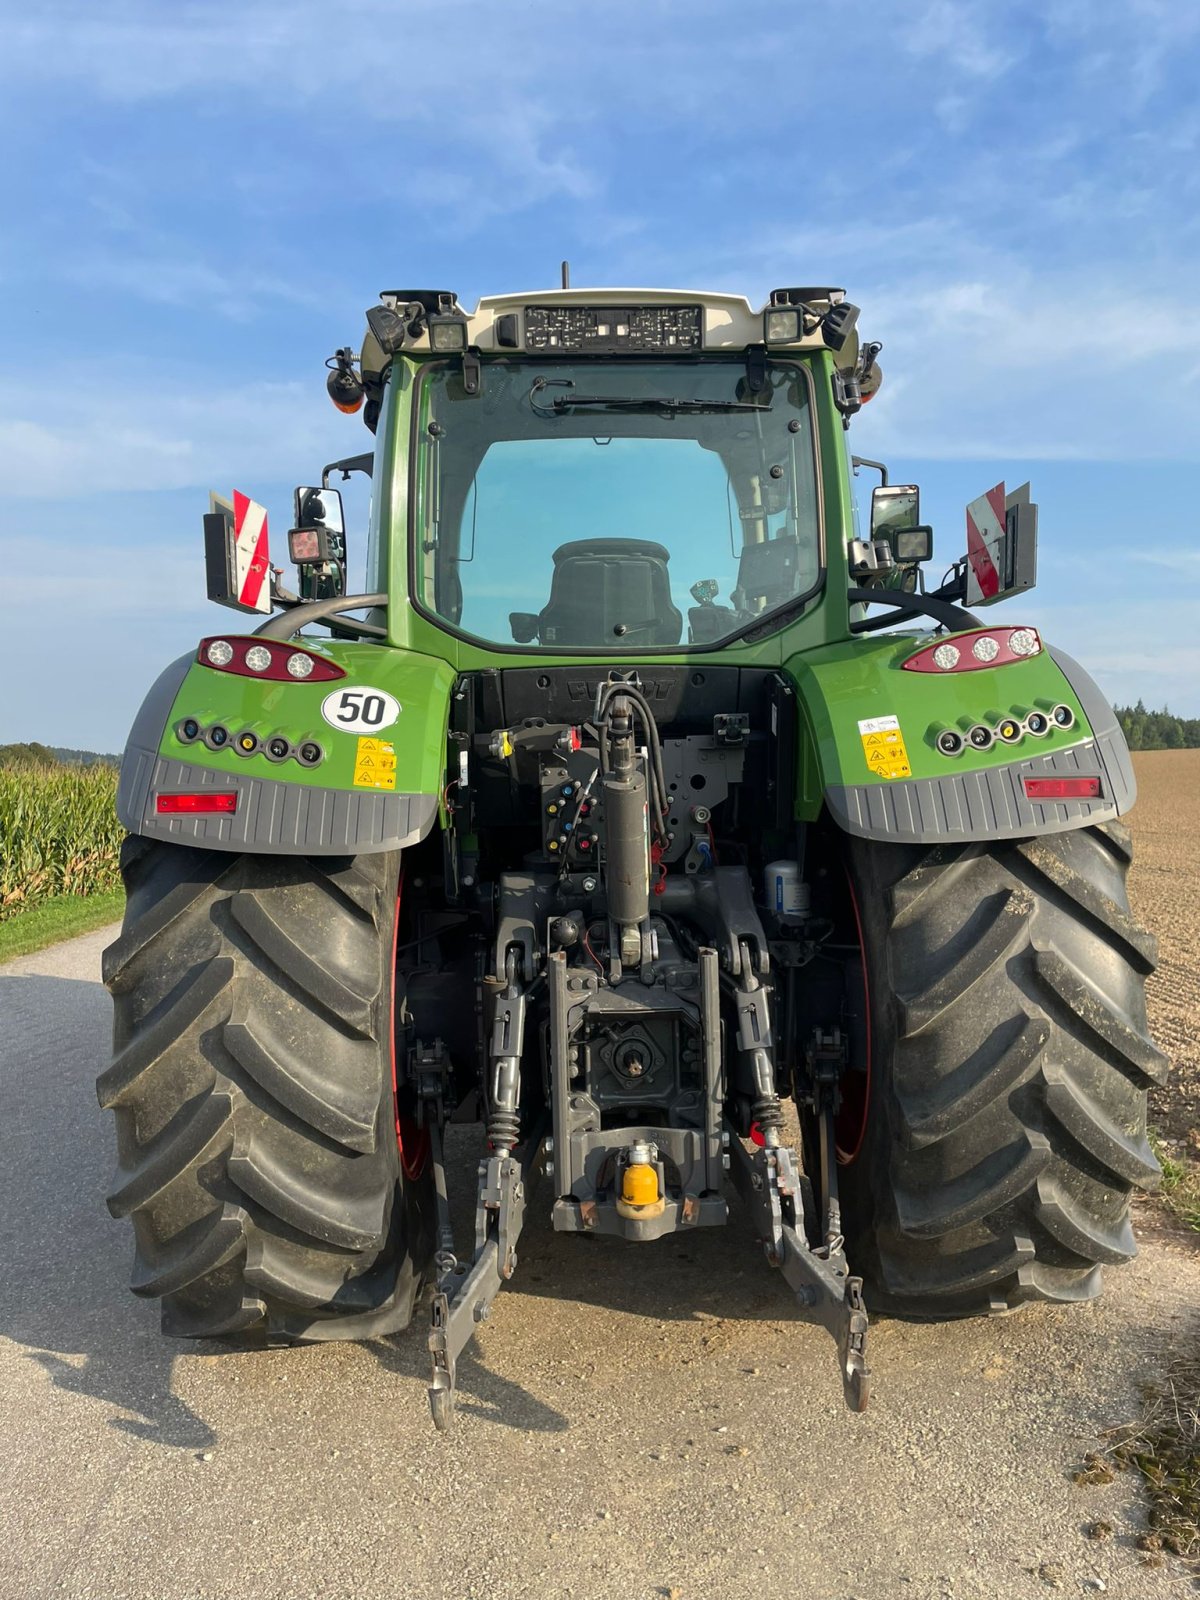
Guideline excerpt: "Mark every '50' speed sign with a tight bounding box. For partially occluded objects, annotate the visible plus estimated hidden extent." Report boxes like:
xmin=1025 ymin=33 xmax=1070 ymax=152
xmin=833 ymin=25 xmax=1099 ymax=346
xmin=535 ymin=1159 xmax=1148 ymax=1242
xmin=321 ymin=686 xmax=401 ymax=734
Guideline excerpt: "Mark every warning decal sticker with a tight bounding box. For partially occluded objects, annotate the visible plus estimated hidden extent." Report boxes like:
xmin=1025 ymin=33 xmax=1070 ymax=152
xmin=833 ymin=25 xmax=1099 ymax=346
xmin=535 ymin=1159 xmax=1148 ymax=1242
xmin=353 ymin=737 xmax=397 ymax=790
xmin=856 ymin=714 xmax=912 ymax=781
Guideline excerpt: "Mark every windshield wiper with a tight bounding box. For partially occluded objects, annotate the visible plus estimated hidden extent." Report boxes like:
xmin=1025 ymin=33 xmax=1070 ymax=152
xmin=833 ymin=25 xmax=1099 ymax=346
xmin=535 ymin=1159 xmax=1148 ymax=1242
xmin=550 ymin=394 xmax=765 ymax=413
xmin=527 ymin=378 xmax=766 ymax=418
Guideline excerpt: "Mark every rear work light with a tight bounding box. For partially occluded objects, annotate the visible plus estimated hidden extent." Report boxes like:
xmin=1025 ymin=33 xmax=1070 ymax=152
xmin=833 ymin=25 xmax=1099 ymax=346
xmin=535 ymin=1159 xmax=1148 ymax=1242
xmin=156 ymin=792 xmax=238 ymax=815
xmin=902 ymin=626 xmax=1042 ymax=673
xmin=197 ymin=637 xmax=345 ymax=683
xmin=1022 ymin=777 xmax=1102 ymax=801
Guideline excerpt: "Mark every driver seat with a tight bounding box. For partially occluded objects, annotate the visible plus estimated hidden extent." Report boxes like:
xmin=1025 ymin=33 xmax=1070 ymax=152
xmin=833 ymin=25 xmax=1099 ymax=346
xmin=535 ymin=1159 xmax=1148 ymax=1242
xmin=522 ymin=538 xmax=682 ymax=647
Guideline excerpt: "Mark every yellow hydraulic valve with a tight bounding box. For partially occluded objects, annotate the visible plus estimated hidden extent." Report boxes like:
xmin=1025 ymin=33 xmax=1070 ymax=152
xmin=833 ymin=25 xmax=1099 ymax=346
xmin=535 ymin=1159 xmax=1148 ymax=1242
xmin=615 ymin=1142 xmax=667 ymax=1220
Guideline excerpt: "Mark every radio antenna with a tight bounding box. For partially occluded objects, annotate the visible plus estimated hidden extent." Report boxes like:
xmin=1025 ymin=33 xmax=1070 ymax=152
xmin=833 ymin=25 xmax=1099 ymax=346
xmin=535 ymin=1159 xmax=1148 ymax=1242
xmin=561 ymin=260 xmax=570 ymax=289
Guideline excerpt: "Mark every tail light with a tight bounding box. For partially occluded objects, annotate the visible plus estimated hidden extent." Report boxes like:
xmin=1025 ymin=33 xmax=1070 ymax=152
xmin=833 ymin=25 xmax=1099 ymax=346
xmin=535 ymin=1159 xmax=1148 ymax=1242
xmin=156 ymin=792 xmax=238 ymax=814
xmin=1023 ymin=777 xmax=1101 ymax=801
xmin=902 ymin=627 xmax=1041 ymax=673
xmin=197 ymin=637 xmax=345 ymax=683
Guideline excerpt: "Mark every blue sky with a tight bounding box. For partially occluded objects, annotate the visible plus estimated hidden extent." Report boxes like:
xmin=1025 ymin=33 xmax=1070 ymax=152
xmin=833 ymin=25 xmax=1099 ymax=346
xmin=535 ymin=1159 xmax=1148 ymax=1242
xmin=1 ymin=0 xmax=1198 ymax=750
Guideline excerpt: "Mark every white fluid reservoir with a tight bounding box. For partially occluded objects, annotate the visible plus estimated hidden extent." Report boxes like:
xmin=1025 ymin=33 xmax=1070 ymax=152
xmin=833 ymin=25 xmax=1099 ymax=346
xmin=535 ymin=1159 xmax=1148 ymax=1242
xmin=764 ymin=860 xmax=809 ymax=921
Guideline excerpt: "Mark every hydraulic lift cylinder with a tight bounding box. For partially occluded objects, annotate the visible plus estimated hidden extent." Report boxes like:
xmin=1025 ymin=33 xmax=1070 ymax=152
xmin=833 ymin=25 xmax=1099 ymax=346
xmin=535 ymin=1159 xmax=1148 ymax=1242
xmin=601 ymin=765 xmax=650 ymax=930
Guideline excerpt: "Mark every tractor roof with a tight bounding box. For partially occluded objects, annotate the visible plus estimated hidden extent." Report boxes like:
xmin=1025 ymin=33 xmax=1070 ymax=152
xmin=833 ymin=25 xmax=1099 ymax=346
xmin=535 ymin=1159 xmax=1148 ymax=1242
xmin=360 ymin=285 xmax=862 ymax=375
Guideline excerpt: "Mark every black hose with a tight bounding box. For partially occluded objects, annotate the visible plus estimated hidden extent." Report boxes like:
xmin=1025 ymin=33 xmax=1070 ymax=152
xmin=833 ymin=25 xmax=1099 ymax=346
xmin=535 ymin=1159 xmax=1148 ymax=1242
xmin=845 ymin=586 xmax=981 ymax=634
xmin=598 ymin=678 xmax=672 ymax=844
xmin=598 ymin=682 xmax=670 ymax=839
xmin=254 ymin=593 xmax=388 ymax=640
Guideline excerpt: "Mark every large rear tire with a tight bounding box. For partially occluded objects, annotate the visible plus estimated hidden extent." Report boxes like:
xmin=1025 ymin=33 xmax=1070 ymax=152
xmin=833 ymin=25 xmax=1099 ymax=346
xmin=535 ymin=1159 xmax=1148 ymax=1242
xmin=100 ymin=837 xmax=434 ymax=1341
xmin=837 ymin=821 xmax=1167 ymax=1316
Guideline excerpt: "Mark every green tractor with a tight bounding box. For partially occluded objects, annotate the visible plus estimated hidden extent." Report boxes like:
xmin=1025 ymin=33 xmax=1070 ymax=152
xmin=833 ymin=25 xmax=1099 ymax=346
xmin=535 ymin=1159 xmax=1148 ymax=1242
xmin=99 ymin=281 xmax=1165 ymax=1426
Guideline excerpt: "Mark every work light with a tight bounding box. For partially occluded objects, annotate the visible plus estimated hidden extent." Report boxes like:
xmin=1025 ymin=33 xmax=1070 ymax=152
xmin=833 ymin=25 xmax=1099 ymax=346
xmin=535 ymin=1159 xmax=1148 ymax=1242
xmin=763 ymin=308 xmax=801 ymax=343
xmin=429 ymin=314 xmax=469 ymax=351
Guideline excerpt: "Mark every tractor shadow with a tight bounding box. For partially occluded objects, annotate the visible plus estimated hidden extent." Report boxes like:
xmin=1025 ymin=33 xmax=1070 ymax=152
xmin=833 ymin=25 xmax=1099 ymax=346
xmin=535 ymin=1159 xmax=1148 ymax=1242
xmin=0 ymin=969 xmax=217 ymax=1451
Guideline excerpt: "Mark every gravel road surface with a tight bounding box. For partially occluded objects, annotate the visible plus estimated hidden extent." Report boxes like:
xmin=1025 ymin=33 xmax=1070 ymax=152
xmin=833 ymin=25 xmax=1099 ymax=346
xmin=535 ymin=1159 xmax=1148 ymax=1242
xmin=2 ymin=926 xmax=1197 ymax=1600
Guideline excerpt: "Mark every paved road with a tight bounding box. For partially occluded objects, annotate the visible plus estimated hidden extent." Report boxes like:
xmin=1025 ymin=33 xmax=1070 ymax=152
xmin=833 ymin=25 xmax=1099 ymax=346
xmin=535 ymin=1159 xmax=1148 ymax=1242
xmin=2 ymin=927 xmax=1197 ymax=1600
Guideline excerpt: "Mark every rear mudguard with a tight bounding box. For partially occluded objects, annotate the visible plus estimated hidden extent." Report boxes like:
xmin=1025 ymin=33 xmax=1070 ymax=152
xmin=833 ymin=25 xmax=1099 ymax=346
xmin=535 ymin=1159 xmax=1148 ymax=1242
xmin=785 ymin=633 xmax=1135 ymax=843
xmin=116 ymin=639 xmax=455 ymax=854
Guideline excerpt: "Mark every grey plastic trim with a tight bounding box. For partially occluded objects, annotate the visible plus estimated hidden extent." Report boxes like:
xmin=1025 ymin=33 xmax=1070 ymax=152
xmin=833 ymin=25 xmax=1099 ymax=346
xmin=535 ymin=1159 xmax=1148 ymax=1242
xmin=1047 ymin=646 xmax=1136 ymax=812
xmin=122 ymin=652 xmax=194 ymax=760
xmin=117 ymin=746 xmax=438 ymax=855
xmin=826 ymin=734 xmax=1128 ymax=843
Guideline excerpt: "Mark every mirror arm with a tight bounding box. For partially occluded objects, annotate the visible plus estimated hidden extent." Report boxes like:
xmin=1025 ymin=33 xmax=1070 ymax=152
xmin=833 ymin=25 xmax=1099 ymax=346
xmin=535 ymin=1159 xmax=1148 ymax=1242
xmin=254 ymin=593 xmax=388 ymax=641
xmin=321 ymin=452 xmax=374 ymax=489
xmin=851 ymin=456 xmax=888 ymax=485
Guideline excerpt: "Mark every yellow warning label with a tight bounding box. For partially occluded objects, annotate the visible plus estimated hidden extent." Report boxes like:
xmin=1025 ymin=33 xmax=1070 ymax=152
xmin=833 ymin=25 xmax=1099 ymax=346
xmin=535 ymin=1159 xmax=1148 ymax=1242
xmin=354 ymin=737 xmax=397 ymax=790
xmin=856 ymin=714 xmax=911 ymax=781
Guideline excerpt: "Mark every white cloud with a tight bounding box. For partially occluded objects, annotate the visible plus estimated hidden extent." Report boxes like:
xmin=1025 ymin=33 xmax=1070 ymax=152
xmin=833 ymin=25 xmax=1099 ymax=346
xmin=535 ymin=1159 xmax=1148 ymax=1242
xmin=0 ymin=372 xmax=344 ymax=496
xmin=901 ymin=0 xmax=1021 ymax=78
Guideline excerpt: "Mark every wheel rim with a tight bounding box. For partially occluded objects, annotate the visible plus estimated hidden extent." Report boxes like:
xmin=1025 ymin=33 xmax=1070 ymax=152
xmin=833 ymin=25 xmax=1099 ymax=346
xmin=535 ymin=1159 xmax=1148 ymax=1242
xmin=835 ymin=867 xmax=872 ymax=1165
xmin=390 ymin=866 xmax=431 ymax=1181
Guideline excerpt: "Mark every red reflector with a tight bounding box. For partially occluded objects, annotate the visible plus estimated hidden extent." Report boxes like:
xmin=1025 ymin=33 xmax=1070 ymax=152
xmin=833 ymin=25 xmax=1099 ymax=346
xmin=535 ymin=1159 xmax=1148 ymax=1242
xmin=156 ymin=792 xmax=238 ymax=814
xmin=1022 ymin=777 xmax=1101 ymax=801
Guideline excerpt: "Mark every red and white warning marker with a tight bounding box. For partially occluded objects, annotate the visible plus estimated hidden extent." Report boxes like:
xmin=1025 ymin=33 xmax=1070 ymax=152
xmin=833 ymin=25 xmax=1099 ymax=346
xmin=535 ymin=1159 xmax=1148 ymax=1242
xmin=965 ymin=481 xmax=1005 ymax=605
xmin=231 ymin=490 xmax=271 ymax=613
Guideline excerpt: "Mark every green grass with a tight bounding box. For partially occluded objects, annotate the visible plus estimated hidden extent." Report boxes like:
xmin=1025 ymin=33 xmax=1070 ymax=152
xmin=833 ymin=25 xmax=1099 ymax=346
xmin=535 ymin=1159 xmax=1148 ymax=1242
xmin=1104 ymin=1349 xmax=1200 ymax=1571
xmin=0 ymin=888 xmax=125 ymax=961
xmin=1150 ymin=1130 xmax=1200 ymax=1234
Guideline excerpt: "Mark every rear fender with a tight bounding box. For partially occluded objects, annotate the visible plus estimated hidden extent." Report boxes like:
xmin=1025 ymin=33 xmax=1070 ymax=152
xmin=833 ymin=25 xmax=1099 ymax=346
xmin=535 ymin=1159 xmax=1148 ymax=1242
xmin=785 ymin=634 xmax=1135 ymax=843
xmin=117 ymin=640 xmax=454 ymax=854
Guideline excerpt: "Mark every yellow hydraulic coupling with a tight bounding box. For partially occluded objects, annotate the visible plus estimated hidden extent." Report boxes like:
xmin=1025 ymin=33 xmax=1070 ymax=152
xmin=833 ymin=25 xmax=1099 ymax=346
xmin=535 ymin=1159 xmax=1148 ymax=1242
xmin=616 ymin=1141 xmax=667 ymax=1219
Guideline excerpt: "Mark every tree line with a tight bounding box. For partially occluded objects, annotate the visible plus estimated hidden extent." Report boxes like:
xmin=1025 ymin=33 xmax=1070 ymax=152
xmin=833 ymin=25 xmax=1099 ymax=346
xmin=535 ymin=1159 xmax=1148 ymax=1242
xmin=0 ymin=742 xmax=119 ymax=767
xmin=1115 ymin=703 xmax=1200 ymax=750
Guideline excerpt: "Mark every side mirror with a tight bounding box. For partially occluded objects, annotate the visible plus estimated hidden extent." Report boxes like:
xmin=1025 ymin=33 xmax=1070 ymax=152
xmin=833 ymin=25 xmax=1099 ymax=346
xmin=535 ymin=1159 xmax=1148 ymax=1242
xmin=293 ymin=486 xmax=345 ymax=535
xmin=869 ymin=483 xmax=932 ymax=568
xmin=870 ymin=483 xmax=920 ymax=538
xmin=290 ymin=486 xmax=346 ymax=601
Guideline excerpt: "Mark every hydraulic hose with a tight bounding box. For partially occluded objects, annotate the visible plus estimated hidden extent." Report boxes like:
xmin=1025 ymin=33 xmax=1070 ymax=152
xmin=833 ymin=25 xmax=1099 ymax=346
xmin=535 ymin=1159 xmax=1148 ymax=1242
xmin=254 ymin=593 xmax=388 ymax=640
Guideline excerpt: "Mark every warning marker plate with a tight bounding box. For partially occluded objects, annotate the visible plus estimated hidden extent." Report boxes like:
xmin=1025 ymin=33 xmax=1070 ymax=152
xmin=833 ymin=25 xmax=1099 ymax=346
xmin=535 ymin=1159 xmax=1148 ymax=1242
xmin=856 ymin=714 xmax=912 ymax=780
xmin=354 ymin=737 xmax=397 ymax=790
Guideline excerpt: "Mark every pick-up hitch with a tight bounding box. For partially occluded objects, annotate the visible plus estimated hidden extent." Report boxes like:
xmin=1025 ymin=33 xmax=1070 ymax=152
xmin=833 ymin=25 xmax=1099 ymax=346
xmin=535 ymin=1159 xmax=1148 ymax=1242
xmin=426 ymin=1119 xmax=546 ymax=1430
xmin=725 ymin=1127 xmax=870 ymax=1413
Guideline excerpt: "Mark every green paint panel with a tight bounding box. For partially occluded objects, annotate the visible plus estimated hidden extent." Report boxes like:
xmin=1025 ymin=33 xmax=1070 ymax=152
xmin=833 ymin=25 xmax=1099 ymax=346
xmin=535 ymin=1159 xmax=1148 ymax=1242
xmin=140 ymin=345 xmax=1105 ymax=834
xmin=158 ymin=641 xmax=455 ymax=796
xmin=784 ymin=630 xmax=1091 ymax=817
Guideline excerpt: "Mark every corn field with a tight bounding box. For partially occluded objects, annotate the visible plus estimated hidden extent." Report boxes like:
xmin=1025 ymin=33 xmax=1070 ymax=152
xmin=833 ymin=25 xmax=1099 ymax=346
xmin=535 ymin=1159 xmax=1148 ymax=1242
xmin=0 ymin=761 xmax=123 ymax=918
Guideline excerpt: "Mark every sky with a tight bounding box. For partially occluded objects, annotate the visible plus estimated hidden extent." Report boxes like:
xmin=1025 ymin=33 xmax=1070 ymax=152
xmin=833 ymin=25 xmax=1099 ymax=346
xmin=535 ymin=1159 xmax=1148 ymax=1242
xmin=1 ymin=0 xmax=1198 ymax=751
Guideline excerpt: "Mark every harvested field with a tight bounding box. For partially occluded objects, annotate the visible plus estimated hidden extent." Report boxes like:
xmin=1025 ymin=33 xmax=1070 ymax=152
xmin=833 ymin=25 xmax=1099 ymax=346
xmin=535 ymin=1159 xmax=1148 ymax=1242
xmin=1127 ymin=750 xmax=1200 ymax=1164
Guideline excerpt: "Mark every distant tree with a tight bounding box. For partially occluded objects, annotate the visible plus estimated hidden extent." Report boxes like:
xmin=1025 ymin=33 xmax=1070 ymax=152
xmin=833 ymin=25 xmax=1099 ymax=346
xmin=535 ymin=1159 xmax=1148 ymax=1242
xmin=1115 ymin=703 xmax=1200 ymax=750
xmin=49 ymin=747 xmax=119 ymax=767
xmin=0 ymin=741 xmax=58 ymax=767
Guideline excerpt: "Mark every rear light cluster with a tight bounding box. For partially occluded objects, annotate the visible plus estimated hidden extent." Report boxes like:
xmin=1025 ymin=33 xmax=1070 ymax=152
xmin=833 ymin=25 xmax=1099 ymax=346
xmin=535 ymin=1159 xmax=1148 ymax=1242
xmin=175 ymin=718 xmax=324 ymax=767
xmin=156 ymin=792 xmax=238 ymax=815
xmin=934 ymin=702 xmax=1074 ymax=757
xmin=903 ymin=627 xmax=1042 ymax=673
xmin=197 ymin=636 xmax=345 ymax=682
xmin=1023 ymin=776 xmax=1102 ymax=801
